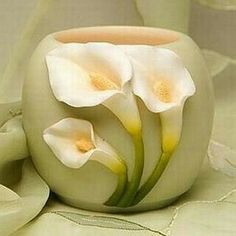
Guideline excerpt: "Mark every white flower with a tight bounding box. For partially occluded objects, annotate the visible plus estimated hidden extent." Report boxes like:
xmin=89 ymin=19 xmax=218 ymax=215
xmin=120 ymin=46 xmax=197 ymax=205
xmin=120 ymin=45 xmax=196 ymax=152
xmin=46 ymin=43 xmax=132 ymax=107
xmin=120 ymin=45 xmax=196 ymax=113
xmin=43 ymin=118 xmax=124 ymax=174
xmin=46 ymin=42 xmax=141 ymax=134
xmin=46 ymin=43 xmax=144 ymax=207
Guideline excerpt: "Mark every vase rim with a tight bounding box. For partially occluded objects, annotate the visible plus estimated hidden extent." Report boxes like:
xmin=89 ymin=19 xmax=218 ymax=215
xmin=53 ymin=26 xmax=180 ymax=46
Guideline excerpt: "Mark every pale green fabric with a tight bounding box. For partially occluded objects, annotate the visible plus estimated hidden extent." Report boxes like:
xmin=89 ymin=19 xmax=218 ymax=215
xmin=0 ymin=160 xmax=49 ymax=236
xmin=0 ymin=117 xmax=28 ymax=185
xmin=0 ymin=117 xmax=49 ymax=235
xmin=135 ymin=0 xmax=190 ymax=33
xmin=0 ymin=0 xmax=235 ymax=235
xmin=12 ymin=158 xmax=236 ymax=236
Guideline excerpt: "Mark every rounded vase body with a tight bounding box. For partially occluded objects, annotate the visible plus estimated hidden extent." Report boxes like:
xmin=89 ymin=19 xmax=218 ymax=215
xmin=23 ymin=26 xmax=214 ymax=212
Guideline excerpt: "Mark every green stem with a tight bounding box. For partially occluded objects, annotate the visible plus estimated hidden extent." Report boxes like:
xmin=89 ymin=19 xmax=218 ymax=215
xmin=131 ymin=152 xmax=171 ymax=206
xmin=104 ymin=169 xmax=127 ymax=206
xmin=117 ymin=134 xmax=144 ymax=207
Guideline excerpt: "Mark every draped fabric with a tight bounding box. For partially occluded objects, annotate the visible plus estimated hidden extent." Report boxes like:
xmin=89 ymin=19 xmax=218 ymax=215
xmin=0 ymin=1 xmax=235 ymax=235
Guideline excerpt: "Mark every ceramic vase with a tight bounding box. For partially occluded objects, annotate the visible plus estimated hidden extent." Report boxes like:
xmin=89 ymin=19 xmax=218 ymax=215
xmin=23 ymin=26 xmax=214 ymax=212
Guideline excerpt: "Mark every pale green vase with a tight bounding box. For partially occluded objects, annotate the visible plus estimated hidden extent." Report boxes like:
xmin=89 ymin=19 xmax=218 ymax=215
xmin=22 ymin=26 xmax=214 ymax=213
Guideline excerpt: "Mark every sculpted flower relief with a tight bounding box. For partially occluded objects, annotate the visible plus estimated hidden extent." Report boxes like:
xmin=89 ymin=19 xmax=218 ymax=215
xmin=121 ymin=45 xmax=196 ymax=204
xmin=45 ymin=42 xmax=141 ymax=133
xmin=44 ymin=42 xmax=196 ymax=207
xmin=43 ymin=118 xmax=127 ymax=205
xmin=46 ymin=43 xmax=145 ymax=207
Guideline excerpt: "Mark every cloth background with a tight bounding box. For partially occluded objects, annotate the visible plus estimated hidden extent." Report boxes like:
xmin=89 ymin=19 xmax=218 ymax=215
xmin=0 ymin=0 xmax=236 ymax=235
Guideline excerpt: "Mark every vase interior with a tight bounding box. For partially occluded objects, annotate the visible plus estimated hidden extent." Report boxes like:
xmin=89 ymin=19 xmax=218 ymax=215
xmin=55 ymin=26 xmax=179 ymax=45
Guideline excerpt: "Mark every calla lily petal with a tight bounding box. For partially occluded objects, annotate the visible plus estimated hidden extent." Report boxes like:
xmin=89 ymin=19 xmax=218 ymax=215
xmin=43 ymin=118 xmax=123 ymax=171
xmin=43 ymin=118 xmax=96 ymax=168
xmin=47 ymin=43 xmax=132 ymax=86
xmin=120 ymin=45 xmax=196 ymax=113
xmin=46 ymin=55 xmax=121 ymax=107
xmin=46 ymin=43 xmax=132 ymax=107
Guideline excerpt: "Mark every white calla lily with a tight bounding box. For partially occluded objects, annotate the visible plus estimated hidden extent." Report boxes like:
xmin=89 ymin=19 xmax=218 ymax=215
xmin=43 ymin=118 xmax=127 ymax=205
xmin=121 ymin=45 xmax=196 ymax=152
xmin=120 ymin=45 xmax=196 ymax=205
xmin=46 ymin=43 xmax=131 ymax=107
xmin=46 ymin=43 xmax=145 ymax=207
xmin=120 ymin=45 xmax=195 ymax=114
xmin=46 ymin=42 xmax=141 ymax=134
